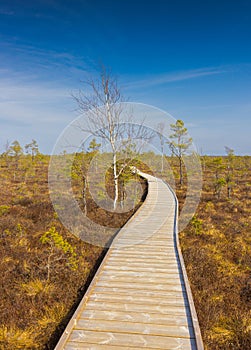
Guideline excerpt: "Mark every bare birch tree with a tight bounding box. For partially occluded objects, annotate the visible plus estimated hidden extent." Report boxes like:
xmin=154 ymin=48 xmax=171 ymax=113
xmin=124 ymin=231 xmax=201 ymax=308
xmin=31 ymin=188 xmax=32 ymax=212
xmin=73 ymin=67 xmax=151 ymax=210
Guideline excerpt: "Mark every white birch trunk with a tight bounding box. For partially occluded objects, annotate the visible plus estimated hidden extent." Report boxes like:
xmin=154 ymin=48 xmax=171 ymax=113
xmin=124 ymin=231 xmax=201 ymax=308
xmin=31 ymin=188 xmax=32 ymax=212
xmin=113 ymin=152 xmax=119 ymax=210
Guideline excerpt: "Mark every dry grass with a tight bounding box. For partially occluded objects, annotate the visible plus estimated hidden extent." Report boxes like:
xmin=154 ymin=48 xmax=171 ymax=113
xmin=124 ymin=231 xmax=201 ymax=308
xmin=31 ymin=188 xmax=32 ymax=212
xmin=176 ymin=156 xmax=251 ymax=349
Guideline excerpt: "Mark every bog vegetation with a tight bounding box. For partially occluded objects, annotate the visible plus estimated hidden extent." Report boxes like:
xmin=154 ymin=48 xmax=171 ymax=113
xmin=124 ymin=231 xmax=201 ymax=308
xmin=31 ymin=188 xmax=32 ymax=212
xmin=178 ymin=153 xmax=251 ymax=349
xmin=0 ymin=140 xmax=146 ymax=350
xmin=0 ymin=139 xmax=250 ymax=350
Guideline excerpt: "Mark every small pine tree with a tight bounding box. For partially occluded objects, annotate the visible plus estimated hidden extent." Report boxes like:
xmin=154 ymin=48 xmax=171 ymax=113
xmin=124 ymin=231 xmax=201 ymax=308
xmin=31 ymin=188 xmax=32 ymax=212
xmin=9 ymin=140 xmax=23 ymax=170
xmin=25 ymin=139 xmax=39 ymax=162
xmin=40 ymin=227 xmax=78 ymax=281
xmin=167 ymin=120 xmax=192 ymax=185
xmin=88 ymin=138 xmax=101 ymax=153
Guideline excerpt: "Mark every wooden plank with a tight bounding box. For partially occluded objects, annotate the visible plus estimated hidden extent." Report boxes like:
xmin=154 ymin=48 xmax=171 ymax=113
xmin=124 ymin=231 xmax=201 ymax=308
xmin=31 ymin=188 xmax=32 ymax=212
xmin=65 ymin=339 xmax=196 ymax=350
xmin=101 ymin=264 xmax=181 ymax=274
xmin=75 ymin=319 xmax=193 ymax=338
xmin=101 ymin=265 xmax=180 ymax=271
xmin=110 ymin=251 xmax=178 ymax=257
xmin=64 ymin=343 xmax=159 ymax=350
xmin=84 ymin=301 xmax=190 ymax=316
xmin=79 ymin=309 xmax=192 ymax=326
xmin=97 ymin=274 xmax=183 ymax=284
xmin=105 ymin=263 xmax=180 ymax=270
xmin=107 ymin=254 xmax=180 ymax=262
xmin=110 ymin=252 xmax=175 ymax=258
xmin=95 ymin=281 xmax=186 ymax=292
xmin=68 ymin=330 xmax=196 ymax=349
xmin=93 ymin=287 xmax=188 ymax=299
xmin=102 ymin=266 xmax=181 ymax=274
xmin=88 ymin=295 xmax=188 ymax=308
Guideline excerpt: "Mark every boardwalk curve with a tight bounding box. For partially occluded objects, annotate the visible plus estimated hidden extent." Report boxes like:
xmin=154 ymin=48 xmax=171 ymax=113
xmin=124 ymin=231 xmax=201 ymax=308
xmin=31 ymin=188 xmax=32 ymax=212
xmin=54 ymin=172 xmax=204 ymax=350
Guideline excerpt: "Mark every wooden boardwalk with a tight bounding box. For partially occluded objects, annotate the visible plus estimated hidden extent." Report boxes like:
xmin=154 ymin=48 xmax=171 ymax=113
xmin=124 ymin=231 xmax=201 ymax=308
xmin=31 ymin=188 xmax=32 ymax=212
xmin=54 ymin=173 xmax=204 ymax=350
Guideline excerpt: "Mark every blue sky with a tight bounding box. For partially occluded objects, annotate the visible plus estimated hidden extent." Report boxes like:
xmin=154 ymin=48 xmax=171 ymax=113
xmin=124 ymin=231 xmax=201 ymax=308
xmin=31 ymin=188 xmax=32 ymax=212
xmin=0 ymin=0 xmax=251 ymax=154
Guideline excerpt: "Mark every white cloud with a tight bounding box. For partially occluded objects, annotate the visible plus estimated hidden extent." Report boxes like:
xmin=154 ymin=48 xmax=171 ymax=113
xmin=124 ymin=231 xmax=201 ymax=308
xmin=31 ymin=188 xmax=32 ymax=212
xmin=0 ymin=71 xmax=72 ymax=117
xmin=0 ymin=37 xmax=91 ymax=86
xmin=124 ymin=66 xmax=231 ymax=90
xmin=0 ymin=68 xmax=77 ymax=153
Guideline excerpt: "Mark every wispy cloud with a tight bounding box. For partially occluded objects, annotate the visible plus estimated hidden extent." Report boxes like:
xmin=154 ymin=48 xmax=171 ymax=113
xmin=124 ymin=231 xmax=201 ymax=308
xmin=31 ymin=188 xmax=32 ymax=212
xmin=0 ymin=68 xmax=76 ymax=153
xmin=0 ymin=68 xmax=74 ymax=125
xmin=0 ymin=36 xmax=91 ymax=81
xmin=0 ymin=39 xmax=93 ymax=152
xmin=0 ymin=117 xmax=30 ymax=127
xmin=125 ymin=66 xmax=231 ymax=90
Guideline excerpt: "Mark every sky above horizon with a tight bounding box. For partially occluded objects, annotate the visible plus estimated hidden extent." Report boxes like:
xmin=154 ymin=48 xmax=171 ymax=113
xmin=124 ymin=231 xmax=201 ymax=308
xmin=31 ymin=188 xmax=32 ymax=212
xmin=0 ymin=0 xmax=251 ymax=155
